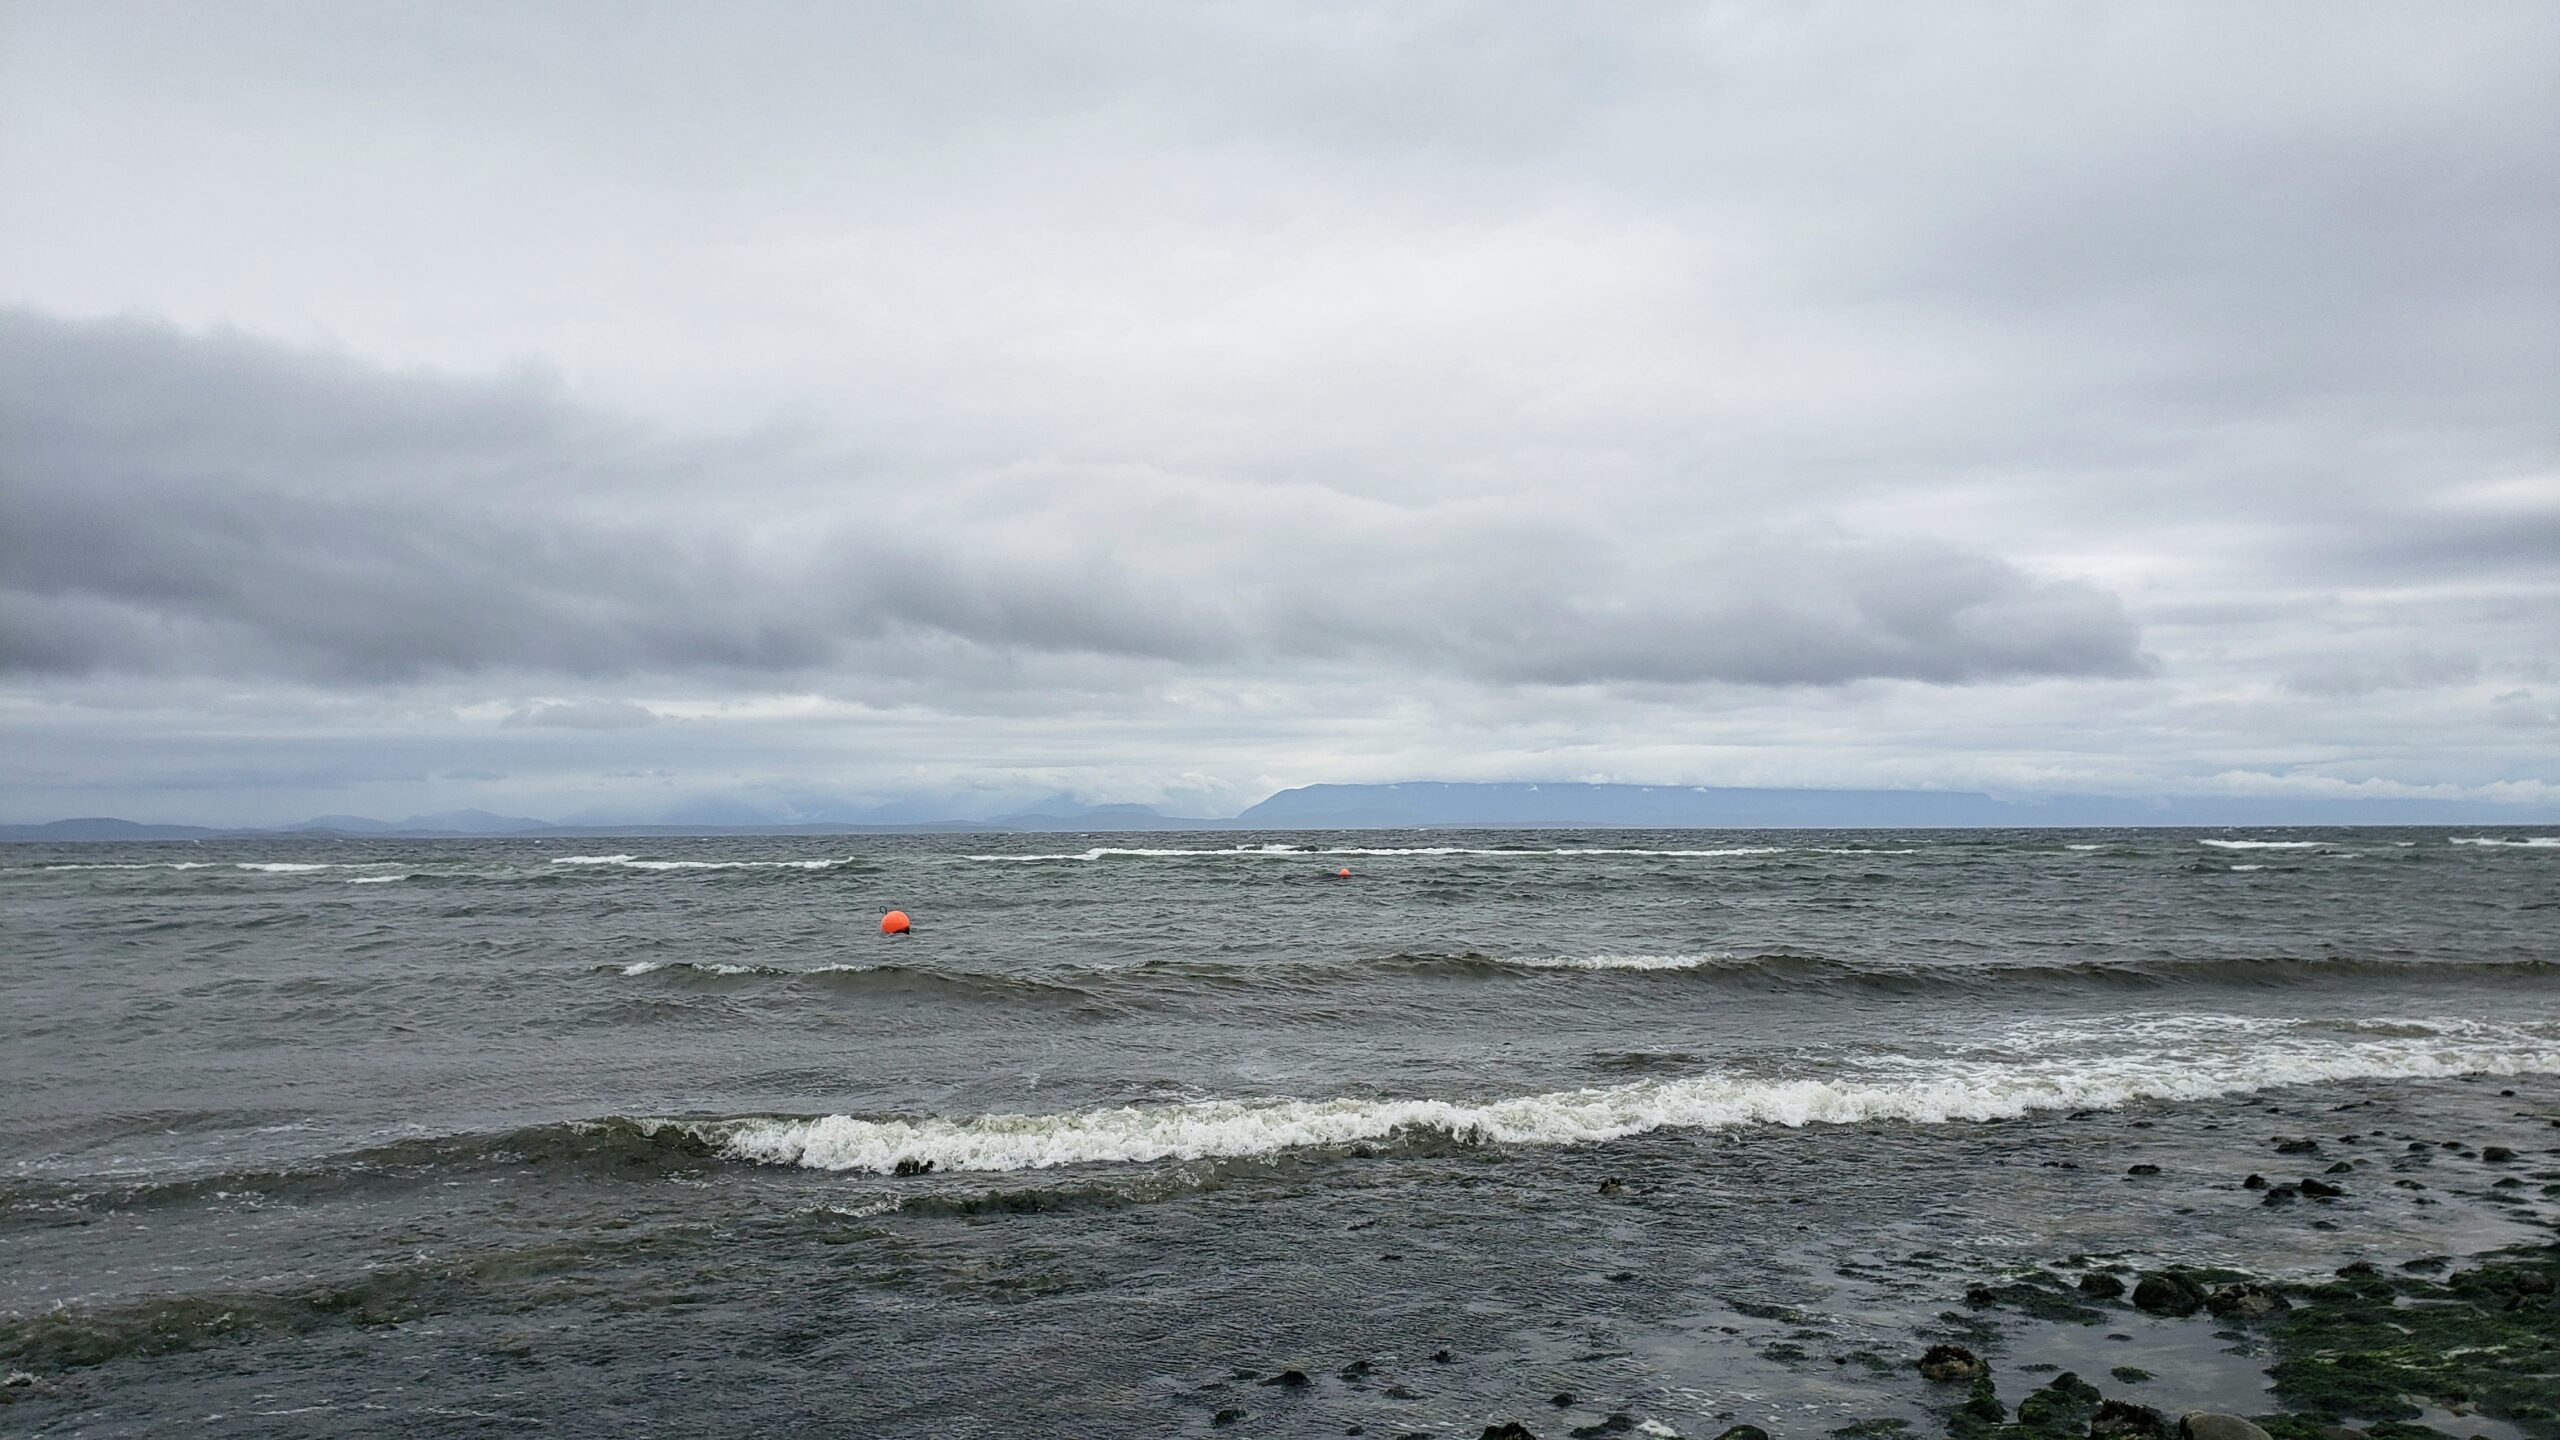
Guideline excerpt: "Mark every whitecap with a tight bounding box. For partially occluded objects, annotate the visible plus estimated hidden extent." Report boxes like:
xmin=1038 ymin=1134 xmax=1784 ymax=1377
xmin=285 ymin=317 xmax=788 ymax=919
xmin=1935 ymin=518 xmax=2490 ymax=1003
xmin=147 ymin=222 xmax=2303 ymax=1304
xmin=555 ymin=854 xmax=846 ymax=871
xmin=1506 ymin=953 xmax=1743 ymax=972
xmin=2450 ymin=836 xmax=2560 ymax=849
xmin=2198 ymin=840 xmax=2323 ymax=851
xmin=37 ymin=861 xmax=220 ymax=871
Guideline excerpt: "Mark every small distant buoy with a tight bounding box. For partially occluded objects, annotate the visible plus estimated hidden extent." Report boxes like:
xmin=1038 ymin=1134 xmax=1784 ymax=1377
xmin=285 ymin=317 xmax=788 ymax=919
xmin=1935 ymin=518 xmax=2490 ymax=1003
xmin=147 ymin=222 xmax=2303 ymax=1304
xmin=880 ymin=910 xmax=911 ymax=934
xmin=1336 ymin=867 xmax=1352 ymax=879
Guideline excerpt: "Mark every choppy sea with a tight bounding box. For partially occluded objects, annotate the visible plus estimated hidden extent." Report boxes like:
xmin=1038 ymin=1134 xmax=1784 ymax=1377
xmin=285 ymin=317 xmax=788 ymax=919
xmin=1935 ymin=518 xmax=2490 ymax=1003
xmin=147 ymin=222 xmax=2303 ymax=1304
xmin=3 ymin=827 xmax=2555 ymax=1436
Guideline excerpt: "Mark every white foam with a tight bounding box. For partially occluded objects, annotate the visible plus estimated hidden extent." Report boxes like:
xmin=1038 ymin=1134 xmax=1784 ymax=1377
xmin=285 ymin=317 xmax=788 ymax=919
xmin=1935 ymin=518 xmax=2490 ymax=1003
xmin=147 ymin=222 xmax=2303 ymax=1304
xmin=343 ymin=875 xmax=404 ymax=885
xmin=695 ymin=1017 xmax=2560 ymax=1176
xmin=967 ymin=844 xmax=1791 ymax=862
xmin=2451 ymin=836 xmax=2560 ymax=849
xmin=233 ymin=862 xmax=338 ymax=873
xmin=2199 ymin=840 xmax=2323 ymax=851
xmin=551 ymin=855 xmax=844 ymax=870
xmin=1508 ymin=952 xmax=1743 ymax=971
xmin=37 ymin=861 xmax=220 ymax=870
xmin=619 ymin=959 xmax=762 ymax=976
xmin=2230 ymin=864 xmax=2266 ymax=872
xmin=2064 ymin=844 xmax=2105 ymax=851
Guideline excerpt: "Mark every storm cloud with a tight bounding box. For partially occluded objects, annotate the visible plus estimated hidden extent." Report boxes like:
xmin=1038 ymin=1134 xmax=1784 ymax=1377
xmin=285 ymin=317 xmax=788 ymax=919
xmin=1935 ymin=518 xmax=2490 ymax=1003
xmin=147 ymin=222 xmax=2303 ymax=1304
xmin=0 ymin=2 xmax=2553 ymax=824
xmin=1 ymin=310 xmax=2150 ymax=691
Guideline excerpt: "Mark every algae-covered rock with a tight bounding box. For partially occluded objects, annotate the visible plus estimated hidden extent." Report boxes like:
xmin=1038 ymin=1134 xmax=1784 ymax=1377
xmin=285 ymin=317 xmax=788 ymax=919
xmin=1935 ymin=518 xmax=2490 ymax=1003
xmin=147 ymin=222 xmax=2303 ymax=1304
xmin=2091 ymin=1400 xmax=2168 ymax=1438
xmin=1920 ymin=1344 xmax=1989 ymax=1382
xmin=2132 ymin=1272 xmax=2205 ymax=1316
xmin=2270 ymin=1243 xmax=2560 ymax=1434
xmin=2013 ymin=1372 xmax=2103 ymax=1436
xmin=2206 ymin=1283 xmax=2290 ymax=1320
xmin=2177 ymin=1415 xmax=2272 ymax=1440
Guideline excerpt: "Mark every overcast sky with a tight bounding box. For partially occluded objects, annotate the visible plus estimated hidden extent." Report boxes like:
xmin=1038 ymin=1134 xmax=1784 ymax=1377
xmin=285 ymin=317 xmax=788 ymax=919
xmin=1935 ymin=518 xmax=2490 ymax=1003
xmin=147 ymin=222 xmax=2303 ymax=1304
xmin=3 ymin=1 xmax=2555 ymax=825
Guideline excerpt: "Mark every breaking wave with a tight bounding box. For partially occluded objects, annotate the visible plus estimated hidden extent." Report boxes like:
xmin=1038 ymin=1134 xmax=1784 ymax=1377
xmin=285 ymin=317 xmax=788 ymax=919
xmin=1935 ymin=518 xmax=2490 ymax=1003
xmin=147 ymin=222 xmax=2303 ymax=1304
xmin=696 ymin=1017 xmax=2560 ymax=1175
xmin=607 ymin=959 xmax=1106 ymax=1007
xmin=965 ymin=844 xmax=1798 ymax=862
xmin=550 ymin=854 xmax=852 ymax=871
xmin=2451 ymin=836 xmax=2560 ymax=849
xmin=2198 ymin=840 xmax=2326 ymax=851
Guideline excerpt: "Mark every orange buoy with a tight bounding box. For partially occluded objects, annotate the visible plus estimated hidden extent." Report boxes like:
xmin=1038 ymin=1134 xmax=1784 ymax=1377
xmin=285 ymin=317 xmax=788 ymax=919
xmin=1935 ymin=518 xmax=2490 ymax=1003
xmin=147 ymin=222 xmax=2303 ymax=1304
xmin=880 ymin=910 xmax=911 ymax=935
xmin=1335 ymin=867 xmax=1352 ymax=879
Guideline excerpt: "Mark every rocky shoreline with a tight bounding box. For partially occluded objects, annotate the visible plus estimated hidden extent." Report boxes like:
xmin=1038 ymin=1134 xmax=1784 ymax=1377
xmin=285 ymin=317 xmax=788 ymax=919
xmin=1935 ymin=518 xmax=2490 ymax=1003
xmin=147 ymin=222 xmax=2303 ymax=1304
xmin=1189 ymin=1086 xmax=2560 ymax=1440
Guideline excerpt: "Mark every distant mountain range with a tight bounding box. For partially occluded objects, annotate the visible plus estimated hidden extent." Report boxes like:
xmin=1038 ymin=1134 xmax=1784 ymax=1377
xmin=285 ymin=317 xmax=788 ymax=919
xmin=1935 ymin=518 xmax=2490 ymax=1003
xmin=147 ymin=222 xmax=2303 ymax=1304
xmin=4 ymin=782 xmax=2554 ymax=842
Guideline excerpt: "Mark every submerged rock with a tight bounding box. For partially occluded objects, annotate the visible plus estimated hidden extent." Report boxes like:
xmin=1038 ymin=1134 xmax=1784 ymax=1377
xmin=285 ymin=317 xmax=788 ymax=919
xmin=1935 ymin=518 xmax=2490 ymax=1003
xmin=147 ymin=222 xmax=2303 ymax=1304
xmin=2077 ymin=1272 xmax=2127 ymax=1299
xmin=2297 ymin=1177 xmax=2344 ymax=1199
xmin=1918 ymin=1344 xmax=1988 ymax=1382
xmin=1481 ymin=1423 xmax=1539 ymax=1440
xmin=2484 ymin=1145 xmax=2518 ymax=1162
xmin=1259 ymin=1368 xmax=1309 ymax=1388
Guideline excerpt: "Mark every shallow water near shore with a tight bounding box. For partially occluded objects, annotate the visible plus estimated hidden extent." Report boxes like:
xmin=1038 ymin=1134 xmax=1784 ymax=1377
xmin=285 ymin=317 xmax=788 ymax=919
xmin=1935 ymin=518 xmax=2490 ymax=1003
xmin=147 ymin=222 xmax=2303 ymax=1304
xmin=2 ymin=826 xmax=2555 ymax=1436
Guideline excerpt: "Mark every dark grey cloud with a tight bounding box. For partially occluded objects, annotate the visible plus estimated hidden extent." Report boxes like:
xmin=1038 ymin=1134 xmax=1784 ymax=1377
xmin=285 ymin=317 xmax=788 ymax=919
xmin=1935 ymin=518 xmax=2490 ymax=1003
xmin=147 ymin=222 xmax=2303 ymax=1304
xmin=0 ymin=308 xmax=2149 ymax=691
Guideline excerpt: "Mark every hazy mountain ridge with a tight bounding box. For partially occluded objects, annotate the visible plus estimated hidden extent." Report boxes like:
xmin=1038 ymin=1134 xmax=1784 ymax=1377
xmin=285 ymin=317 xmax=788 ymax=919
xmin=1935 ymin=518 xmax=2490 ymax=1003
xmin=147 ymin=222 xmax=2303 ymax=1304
xmin=7 ymin=782 xmax=2555 ymax=842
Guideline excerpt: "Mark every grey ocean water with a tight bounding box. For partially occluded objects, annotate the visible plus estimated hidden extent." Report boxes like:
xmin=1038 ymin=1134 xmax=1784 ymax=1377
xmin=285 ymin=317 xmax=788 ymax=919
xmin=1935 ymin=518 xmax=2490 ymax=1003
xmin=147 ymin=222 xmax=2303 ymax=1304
xmin=3 ymin=828 xmax=2556 ymax=1436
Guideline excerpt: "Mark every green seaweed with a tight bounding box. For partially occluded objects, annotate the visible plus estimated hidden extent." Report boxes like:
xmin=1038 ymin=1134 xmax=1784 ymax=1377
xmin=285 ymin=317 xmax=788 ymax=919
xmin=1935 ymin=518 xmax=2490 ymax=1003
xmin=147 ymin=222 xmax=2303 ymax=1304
xmin=2265 ymin=1244 xmax=2559 ymax=1438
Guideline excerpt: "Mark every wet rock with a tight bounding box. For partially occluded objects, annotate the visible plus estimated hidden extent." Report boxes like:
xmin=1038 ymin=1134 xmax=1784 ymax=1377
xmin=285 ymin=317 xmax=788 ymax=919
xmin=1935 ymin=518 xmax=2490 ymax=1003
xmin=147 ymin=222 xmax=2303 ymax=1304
xmin=1432 ymin=1348 xmax=1455 ymax=1364
xmin=2298 ymin=1177 xmax=2345 ymax=1199
xmin=1712 ymin=1428 xmax=1770 ymax=1440
xmin=1482 ymin=1424 xmax=1539 ymax=1440
xmin=2016 ymin=1373 xmax=2103 ymax=1431
xmin=1260 ymin=1369 xmax=1310 ymax=1388
xmin=2484 ymin=1146 xmax=2518 ymax=1162
xmin=1569 ymin=1419 xmax=1637 ymax=1439
xmin=2324 ymin=1161 xmax=2353 ymax=1174
xmin=2242 ymin=1174 xmax=2268 ymax=1190
xmin=1598 ymin=1177 xmax=1627 ymax=1195
xmin=2274 ymin=1137 xmax=2321 ymax=1154
xmin=2259 ymin=1184 xmax=2300 ymax=1206
xmin=2091 ymin=1399 xmax=2168 ymax=1438
xmin=2127 ymin=1164 xmax=2162 ymax=1176
xmin=2205 ymin=1283 xmax=2289 ymax=1320
xmin=1339 ymin=1359 xmax=1373 ymax=1379
xmin=892 ymin=1157 xmax=935 ymax=1176
xmin=2176 ymin=1415 xmax=2271 ymax=1440
xmin=1212 ymin=1408 xmax=1247 ymax=1428
xmin=1919 ymin=1344 xmax=1989 ymax=1382
xmin=2109 ymin=1366 xmax=2153 ymax=1383
xmin=1552 ymin=1393 xmax=1576 ymax=1407
xmin=2132 ymin=1272 xmax=2205 ymax=1316
xmin=2078 ymin=1272 xmax=2127 ymax=1299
